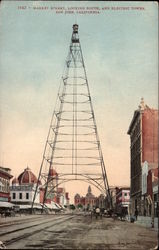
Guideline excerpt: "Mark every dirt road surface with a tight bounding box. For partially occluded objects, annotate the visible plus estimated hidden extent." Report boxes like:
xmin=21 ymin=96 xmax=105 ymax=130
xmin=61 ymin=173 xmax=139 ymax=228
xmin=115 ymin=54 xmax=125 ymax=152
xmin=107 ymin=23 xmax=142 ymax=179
xmin=0 ymin=213 xmax=158 ymax=249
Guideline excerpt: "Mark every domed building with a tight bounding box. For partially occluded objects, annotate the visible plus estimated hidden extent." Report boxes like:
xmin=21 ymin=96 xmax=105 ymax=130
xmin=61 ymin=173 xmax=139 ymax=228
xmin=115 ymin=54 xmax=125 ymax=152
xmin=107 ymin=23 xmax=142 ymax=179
xmin=12 ymin=177 xmax=19 ymax=186
xmin=85 ymin=185 xmax=96 ymax=208
xmin=74 ymin=186 xmax=97 ymax=209
xmin=10 ymin=167 xmax=41 ymax=205
xmin=18 ymin=167 xmax=38 ymax=185
xmin=10 ymin=166 xmax=69 ymax=210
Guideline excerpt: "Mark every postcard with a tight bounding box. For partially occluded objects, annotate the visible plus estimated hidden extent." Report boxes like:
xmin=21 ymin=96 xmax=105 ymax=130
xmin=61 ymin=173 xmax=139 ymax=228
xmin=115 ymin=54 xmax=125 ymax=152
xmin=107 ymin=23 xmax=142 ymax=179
xmin=0 ymin=1 xmax=158 ymax=249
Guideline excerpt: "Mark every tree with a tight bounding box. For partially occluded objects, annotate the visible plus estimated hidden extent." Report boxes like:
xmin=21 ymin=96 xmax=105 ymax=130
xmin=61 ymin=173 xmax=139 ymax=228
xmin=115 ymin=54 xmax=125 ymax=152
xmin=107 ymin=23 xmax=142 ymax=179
xmin=69 ymin=204 xmax=75 ymax=210
xmin=77 ymin=204 xmax=83 ymax=209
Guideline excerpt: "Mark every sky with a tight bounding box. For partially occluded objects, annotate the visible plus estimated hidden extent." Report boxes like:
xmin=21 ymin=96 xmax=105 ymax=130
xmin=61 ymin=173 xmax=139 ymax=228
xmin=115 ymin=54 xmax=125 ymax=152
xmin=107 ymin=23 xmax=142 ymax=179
xmin=0 ymin=1 xmax=158 ymax=202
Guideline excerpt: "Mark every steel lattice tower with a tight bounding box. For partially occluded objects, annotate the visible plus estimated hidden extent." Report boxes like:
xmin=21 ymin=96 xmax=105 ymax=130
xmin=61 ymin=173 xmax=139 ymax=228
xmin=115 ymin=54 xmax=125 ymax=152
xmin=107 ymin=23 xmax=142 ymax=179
xmin=32 ymin=24 xmax=112 ymax=211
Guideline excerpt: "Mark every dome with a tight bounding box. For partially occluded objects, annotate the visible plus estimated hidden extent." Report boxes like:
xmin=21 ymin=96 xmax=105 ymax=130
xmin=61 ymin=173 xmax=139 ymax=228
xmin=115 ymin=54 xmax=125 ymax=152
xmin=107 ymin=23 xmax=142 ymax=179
xmin=18 ymin=167 xmax=38 ymax=185
xmin=12 ymin=177 xmax=19 ymax=185
xmin=49 ymin=168 xmax=58 ymax=177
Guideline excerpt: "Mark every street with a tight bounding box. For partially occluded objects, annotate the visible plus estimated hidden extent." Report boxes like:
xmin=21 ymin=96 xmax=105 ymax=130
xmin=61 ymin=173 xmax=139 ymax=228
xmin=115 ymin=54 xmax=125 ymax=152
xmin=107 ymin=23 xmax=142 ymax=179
xmin=0 ymin=213 xmax=158 ymax=249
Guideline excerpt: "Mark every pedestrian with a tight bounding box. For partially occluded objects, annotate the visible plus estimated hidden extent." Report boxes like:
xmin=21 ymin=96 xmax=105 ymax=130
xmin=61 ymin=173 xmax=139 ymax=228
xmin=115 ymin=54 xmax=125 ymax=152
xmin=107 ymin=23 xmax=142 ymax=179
xmin=90 ymin=210 xmax=92 ymax=219
xmin=91 ymin=207 xmax=95 ymax=219
xmin=100 ymin=210 xmax=102 ymax=219
xmin=144 ymin=209 xmax=146 ymax=216
xmin=135 ymin=209 xmax=138 ymax=221
xmin=95 ymin=207 xmax=100 ymax=219
xmin=121 ymin=207 xmax=126 ymax=221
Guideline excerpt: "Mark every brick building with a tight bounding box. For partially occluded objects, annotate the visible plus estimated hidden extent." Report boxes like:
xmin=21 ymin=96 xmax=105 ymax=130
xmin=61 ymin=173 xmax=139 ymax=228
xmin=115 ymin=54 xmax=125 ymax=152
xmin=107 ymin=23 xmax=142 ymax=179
xmin=115 ymin=187 xmax=130 ymax=214
xmin=127 ymin=98 xmax=158 ymax=215
xmin=44 ymin=168 xmax=58 ymax=204
xmin=74 ymin=186 xmax=97 ymax=209
xmin=0 ymin=166 xmax=13 ymax=202
xmin=74 ymin=193 xmax=86 ymax=207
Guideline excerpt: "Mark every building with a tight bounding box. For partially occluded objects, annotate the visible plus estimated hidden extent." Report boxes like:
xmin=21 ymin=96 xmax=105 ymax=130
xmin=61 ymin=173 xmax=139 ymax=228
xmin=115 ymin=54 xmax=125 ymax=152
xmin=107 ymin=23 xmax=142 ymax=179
xmin=44 ymin=167 xmax=58 ymax=204
xmin=10 ymin=166 xmax=69 ymax=208
xmin=74 ymin=193 xmax=86 ymax=207
xmin=109 ymin=187 xmax=118 ymax=209
xmin=127 ymin=98 xmax=158 ymax=215
xmin=109 ymin=186 xmax=130 ymax=214
xmin=85 ymin=186 xmax=97 ymax=209
xmin=56 ymin=187 xmax=70 ymax=207
xmin=0 ymin=166 xmax=13 ymax=202
xmin=147 ymin=168 xmax=158 ymax=217
xmin=116 ymin=187 xmax=130 ymax=214
xmin=10 ymin=167 xmax=40 ymax=205
xmin=152 ymin=169 xmax=158 ymax=217
xmin=96 ymin=194 xmax=105 ymax=209
xmin=74 ymin=186 xmax=97 ymax=209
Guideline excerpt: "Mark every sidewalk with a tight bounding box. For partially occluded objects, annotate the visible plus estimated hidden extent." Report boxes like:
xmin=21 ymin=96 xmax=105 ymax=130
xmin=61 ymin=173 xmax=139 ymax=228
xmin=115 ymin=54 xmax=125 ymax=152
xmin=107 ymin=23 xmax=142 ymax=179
xmin=126 ymin=215 xmax=158 ymax=230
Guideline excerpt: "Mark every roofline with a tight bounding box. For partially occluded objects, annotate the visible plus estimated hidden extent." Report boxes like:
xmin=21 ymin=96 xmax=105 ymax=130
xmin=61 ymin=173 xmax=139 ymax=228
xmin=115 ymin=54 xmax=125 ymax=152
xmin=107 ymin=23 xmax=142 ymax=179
xmin=127 ymin=109 xmax=140 ymax=135
xmin=117 ymin=187 xmax=130 ymax=191
xmin=0 ymin=166 xmax=11 ymax=171
xmin=0 ymin=167 xmax=13 ymax=179
xmin=145 ymin=105 xmax=158 ymax=112
xmin=109 ymin=185 xmax=130 ymax=189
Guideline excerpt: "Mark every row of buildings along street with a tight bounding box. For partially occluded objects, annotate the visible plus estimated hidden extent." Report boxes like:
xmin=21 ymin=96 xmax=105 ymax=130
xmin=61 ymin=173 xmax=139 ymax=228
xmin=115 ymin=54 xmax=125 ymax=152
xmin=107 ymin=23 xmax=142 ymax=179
xmin=0 ymin=98 xmax=158 ymax=230
xmin=0 ymin=1 xmax=158 ymax=248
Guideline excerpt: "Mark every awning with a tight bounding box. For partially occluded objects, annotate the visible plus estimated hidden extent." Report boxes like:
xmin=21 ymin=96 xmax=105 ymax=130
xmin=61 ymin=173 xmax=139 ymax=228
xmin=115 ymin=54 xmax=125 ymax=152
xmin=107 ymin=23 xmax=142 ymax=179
xmin=19 ymin=205 xmax=30 ymax=209
xmin=32 ymin=204 xmax=42 ymax=209
xmin=44 ymin=203 xmax=52 ymax=209
xmin=51 ymin=202 xmax=59 ymax=210
xmin=0 ymin=201 xmax=15 ymax=208
xmin=54 ymin=203 xmax=62 ymax=209
xmin=40 ymin=202 xmax=61 ymax=210
xmin=20 ymin=204 xmax=42 ymax=210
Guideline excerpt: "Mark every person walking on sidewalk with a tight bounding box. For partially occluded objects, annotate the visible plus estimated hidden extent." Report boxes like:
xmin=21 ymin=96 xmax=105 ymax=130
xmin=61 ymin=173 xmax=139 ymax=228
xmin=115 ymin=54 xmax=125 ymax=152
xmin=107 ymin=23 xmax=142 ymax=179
xmin=95 ymin=207 xmax=100 ymax=219
xmin=135 ymin=209 xmax=138 ymax=221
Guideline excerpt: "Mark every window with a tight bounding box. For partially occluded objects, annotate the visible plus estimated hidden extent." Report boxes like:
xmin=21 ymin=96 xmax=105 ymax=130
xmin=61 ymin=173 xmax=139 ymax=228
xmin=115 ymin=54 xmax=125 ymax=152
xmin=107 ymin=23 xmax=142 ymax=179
xmin=19 ymin=193 xmax=22 ymax=199
xmin=12 ymin=193 xmax=16 ymax=199
xmin=124 ymin=193 xmax=127 ymax=196
xmin=26 ymin=193 xmax=29 ymax=200
xmin=0 ymin=180 xmax=2 ymax=191
xmin=154 ymin=194 xmax=158 ymax=202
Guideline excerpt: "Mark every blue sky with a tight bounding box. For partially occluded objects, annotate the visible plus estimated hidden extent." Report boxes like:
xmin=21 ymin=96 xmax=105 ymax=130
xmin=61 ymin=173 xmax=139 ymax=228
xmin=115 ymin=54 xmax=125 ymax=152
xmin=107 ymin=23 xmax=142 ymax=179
xmin=0 ymin=1 xmax=158 ymax=199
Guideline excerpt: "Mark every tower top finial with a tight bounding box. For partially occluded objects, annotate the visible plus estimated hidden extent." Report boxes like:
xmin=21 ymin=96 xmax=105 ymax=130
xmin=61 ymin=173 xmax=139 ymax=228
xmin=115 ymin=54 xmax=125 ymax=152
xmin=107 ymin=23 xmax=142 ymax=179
xmin=73 ymin=24 xmax=78 ymax=33
xmin=139 ymin=97 xmax=145 ymax=111
xmin=88 ymin=185 xmax=92 ymax=194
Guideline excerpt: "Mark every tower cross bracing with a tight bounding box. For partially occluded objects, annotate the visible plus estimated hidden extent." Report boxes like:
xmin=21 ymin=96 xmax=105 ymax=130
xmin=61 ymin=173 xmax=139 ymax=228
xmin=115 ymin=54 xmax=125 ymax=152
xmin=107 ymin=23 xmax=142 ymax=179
xmin=32 ymin=24 xmax=111 ymax=209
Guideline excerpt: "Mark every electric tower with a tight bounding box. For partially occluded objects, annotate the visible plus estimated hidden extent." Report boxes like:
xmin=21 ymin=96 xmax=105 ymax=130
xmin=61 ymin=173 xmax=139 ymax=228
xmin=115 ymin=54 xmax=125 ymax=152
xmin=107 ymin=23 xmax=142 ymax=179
xmin=32 ymin=24 xmax=112 ymax=211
